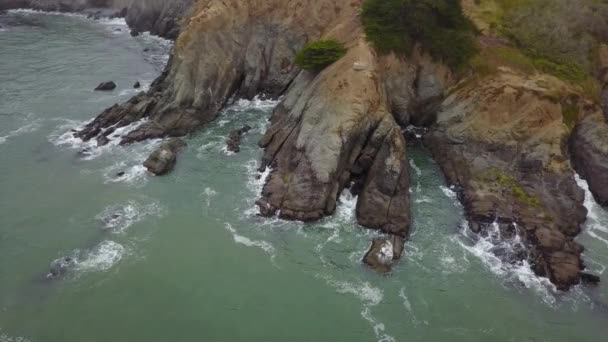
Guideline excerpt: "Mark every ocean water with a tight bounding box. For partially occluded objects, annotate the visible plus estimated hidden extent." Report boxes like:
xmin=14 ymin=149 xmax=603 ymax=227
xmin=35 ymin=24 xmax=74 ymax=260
xmin=0 ymin=11 xmax=607 ymax=342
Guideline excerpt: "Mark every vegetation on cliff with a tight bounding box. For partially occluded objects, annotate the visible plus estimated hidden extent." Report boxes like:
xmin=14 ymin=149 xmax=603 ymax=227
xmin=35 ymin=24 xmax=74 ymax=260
xmin=294 ymin=40 xmax=347 ymax=71
xmin=361 ymin=0 xmax=478 ymax=68
xmin=469 ymin=0 xmax=608 ymax=92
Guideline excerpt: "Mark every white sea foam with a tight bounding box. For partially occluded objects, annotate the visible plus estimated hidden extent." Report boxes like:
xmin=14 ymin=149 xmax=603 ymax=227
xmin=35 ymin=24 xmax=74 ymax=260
xmin=231 ymin=96 xmax=280 ymax=111
xmin=439 ymin=185 xmax=459 ymax=203
xmin=224 ymin=223 xmax=276 ymax=262
xmin=49 ymin=118 xmax=149 ymax=160
xmin=75 ymin=240 xmax=125 ymax=272
xmin=336 ymin=189 xmax=358 ymax=223
xmin=243 ymin=160 xmax=272 ymax=217
xmin=456 ymin=220 xmax=558 ymax=306
xmin=576 ymin=174 xmax=608 ymax=248
xmin=96 ymin=200 xmax=164 ymax=233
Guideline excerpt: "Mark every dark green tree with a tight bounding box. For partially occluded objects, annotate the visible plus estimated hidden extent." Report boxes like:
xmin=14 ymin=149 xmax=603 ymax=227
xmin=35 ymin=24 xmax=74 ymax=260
xmin=295 ymin=40 xmax=347 ymax=71
xmin=361 ymin=0 xmax=477 ymax=68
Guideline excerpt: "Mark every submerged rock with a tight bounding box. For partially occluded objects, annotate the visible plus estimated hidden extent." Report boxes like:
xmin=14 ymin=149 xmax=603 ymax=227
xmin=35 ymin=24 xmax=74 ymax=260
xmin=143 ymin=138 xmax=186 ymax=175
xmin=226 ymin=125 xmax=251 ymax=153
xmin=94 ymin=81 xmax=116 ymax=91
xmin=47 ymin=256 xmax=75 ymax=279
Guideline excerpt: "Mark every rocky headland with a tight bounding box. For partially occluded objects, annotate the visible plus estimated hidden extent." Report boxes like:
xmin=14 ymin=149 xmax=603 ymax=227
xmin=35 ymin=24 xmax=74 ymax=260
xmin=39 ymin=0 xmax=608 ymax=289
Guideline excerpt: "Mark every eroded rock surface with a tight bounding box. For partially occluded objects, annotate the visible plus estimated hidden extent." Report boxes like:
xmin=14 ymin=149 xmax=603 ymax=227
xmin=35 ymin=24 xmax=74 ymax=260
xmin=425 ymin=69 xmax=595 ymax=290
xmin=143 ymin=138 xmax=186 ymax=175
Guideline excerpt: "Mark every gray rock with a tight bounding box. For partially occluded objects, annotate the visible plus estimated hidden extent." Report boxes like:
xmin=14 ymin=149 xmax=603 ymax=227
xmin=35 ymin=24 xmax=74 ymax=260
xmin=94 ymin=81 xmax=116 ymax=91
xmin=143 ymin=138 xmax=186 ymax=175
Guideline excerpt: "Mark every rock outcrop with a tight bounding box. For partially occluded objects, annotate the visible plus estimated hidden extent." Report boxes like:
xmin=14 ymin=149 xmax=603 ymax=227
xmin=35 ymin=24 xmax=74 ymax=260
xmin=143 ymin=138 xmax=186 ymax=175
xmin=424 ymin=68 xmax=596 ymax=290
xmin=67 ymin=0 xmax=604 ymax=289
xmin=74 ymin=0 xmax=454 ymax=264
xmin=94 ymin=81 xmax=116 ymax=91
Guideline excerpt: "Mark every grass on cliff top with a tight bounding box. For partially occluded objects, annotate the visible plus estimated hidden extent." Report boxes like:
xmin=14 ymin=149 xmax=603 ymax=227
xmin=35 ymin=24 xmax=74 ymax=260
xmin=361 ymin=0 xmax=478 ymax=69
xmin=295 ymin=40 xmax=347 ymax=71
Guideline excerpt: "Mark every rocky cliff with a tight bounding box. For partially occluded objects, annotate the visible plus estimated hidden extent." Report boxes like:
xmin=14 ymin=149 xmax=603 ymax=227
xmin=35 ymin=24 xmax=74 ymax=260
xmin=69 ymin=0 xmax=608 ymax=289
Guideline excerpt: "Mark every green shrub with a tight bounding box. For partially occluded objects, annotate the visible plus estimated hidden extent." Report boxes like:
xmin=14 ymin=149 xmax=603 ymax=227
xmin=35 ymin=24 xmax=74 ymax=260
xmin=361 ymin=0 xmax=478 ymax=68
xmin=295 ymin=40 xmax=347 ymax=71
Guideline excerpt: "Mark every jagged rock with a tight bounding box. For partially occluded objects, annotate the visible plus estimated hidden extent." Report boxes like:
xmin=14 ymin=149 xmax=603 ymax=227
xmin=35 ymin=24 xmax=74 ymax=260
xmin=571 ymin=103 xmax=608 ymax=207
xmin=116 ymin=171 xmax=125 ymax=177
xmin=94 ymin=81 xmax=116 ymax=91
xmin=363 ymin=238 xmax=394 ymax=273
xmin=425 ymin=69 xmax=591 ymax=290
xmin=133 ymin=81 xmax=141 ymax=89
xmin=226 ymin=125 xmax=251 ymax=153
xmin=143 ymin=138 xmax=186 ymax=175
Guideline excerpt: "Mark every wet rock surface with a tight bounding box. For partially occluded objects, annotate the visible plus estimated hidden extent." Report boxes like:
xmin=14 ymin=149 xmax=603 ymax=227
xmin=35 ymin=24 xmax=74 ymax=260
xmin=424 ymin=69 xmax=595 ymax=290
xmin=143 ymin=138 xmax=186 ymax=175
xmin=144 ymin=138 xmax=186 ymax=176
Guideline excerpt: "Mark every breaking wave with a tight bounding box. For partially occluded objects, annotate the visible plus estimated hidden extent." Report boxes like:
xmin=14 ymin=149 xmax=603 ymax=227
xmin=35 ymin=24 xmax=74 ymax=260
xmin=576 ymin=174 xmax=608 ymax=248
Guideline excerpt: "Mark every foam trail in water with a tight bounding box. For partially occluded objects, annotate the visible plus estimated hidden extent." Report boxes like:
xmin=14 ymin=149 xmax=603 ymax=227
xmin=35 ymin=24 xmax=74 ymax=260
xmin=409 ymin=159 xmax=422 ymax=176
xmin=320 ymin=275 xmax=395 ymax=342
xmin=224 ymin=223 xmax=276 ymax=264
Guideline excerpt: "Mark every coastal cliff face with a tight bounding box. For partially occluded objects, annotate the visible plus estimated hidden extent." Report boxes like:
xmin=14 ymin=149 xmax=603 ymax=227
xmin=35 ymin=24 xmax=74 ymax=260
xmin=70 ymin=0 xmax=608 ymax=288
xmin=0 ymin=0 xmax=192 ymax=39
xmin=74 ymin=0 xmax=453 ymax=260
xmin=425 ymin=70 xmax=594 ymax=289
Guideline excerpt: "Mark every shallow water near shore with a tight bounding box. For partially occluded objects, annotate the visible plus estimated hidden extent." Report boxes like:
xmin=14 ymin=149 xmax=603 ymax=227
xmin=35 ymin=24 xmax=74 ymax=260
xmin=1 ymin=11 xmax=607 ymax=342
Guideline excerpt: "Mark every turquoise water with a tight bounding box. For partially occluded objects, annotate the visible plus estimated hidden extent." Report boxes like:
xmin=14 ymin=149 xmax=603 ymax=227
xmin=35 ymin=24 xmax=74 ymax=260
xmin=0 ymin=11 xmax=607 ymax=342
